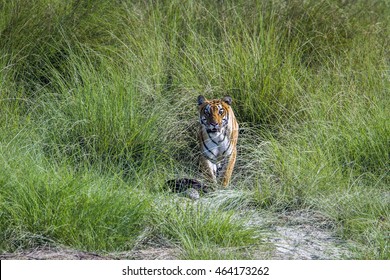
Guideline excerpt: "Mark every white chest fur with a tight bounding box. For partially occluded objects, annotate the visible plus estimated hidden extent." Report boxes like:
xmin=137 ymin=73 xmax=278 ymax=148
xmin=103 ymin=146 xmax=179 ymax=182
xmin=200 ymin=127 xmax=232 ymax=163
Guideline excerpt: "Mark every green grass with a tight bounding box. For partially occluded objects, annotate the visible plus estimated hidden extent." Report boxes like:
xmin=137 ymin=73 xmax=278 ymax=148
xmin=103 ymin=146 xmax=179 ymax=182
xmin=1 ymin=0 xmax=389 ymax=259
xmin=0 ymin=135 xmax=151 ymax=252
xmin=153 ymin=198 xmax=261 ymax=259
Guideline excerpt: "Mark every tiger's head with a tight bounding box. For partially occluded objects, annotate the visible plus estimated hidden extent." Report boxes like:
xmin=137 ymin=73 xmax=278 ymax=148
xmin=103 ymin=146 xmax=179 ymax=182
xmin=198 ymin=95 xmax=233 ymax=133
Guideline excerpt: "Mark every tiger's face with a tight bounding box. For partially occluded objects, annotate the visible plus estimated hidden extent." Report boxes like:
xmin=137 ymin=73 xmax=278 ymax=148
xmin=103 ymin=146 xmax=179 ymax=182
xmin=198 ymin=95 xmax=232 ymax=133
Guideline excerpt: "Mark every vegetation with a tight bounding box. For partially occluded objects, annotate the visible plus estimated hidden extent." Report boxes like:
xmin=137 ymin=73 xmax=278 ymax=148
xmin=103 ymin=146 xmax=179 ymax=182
xmin=0 ymin=0 xmax=388 ymax=259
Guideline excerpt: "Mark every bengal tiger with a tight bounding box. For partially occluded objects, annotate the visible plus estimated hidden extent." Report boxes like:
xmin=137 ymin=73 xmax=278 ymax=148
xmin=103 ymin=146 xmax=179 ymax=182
xmin=166 ymin=95 xmax=239 ymax=199
xmin=197 ymin=95 xmax=239 ymax=187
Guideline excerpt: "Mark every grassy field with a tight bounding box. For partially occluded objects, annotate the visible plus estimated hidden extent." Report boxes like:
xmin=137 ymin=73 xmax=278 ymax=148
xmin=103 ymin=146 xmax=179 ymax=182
xmin=0 ymin=0 xmax=389 ymax=259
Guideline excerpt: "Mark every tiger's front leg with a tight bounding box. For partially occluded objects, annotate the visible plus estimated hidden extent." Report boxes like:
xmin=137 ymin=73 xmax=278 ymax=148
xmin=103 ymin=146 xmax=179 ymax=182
xmin=199 ymin=156 xmax=218 ymax=184
xmin=221 ymin=147 xmax=237 ymax=187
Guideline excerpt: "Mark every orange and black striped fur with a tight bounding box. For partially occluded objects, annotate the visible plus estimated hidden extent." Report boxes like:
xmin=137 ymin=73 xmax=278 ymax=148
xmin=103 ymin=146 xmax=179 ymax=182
xmin=197 ymin=95 xmax=239 ymax=187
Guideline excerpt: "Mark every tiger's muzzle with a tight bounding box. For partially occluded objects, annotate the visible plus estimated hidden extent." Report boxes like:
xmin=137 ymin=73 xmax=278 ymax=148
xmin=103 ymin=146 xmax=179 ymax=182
xmin=206 ymin=122 xmax=222 ymax=133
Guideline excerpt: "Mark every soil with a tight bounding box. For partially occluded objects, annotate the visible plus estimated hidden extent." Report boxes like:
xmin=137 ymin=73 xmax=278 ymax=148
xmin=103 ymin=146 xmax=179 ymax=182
xmin=0 ymin=246 xmax=179 ymax=260
xmin=266 ymin=210 xmax=351 ymax=260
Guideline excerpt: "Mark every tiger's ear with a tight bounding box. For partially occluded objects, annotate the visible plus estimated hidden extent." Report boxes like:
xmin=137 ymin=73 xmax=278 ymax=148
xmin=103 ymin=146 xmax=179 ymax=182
xmin=222 ymin=96 xmax=232 ymax=105
xmin=197 ymin=95 xmax=206 ymax=105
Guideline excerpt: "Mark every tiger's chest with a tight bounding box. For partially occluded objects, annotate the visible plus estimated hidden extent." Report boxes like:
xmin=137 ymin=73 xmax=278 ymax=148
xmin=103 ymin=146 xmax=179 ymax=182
xmin=200 ymin=128 xmax=232 ymax=163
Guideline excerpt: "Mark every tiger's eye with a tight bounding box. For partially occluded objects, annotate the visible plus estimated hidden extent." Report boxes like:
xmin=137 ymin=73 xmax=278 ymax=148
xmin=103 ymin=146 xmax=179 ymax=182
xmin=219 ymin=109 xmax=224 ymax=115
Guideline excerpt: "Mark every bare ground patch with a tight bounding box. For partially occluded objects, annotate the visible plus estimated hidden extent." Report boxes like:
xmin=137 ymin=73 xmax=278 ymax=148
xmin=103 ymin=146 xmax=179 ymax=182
xmin=0 ymin=246 xmax=179 ymax=260
xmin=264 ymin=210 xmax=352 ymax=260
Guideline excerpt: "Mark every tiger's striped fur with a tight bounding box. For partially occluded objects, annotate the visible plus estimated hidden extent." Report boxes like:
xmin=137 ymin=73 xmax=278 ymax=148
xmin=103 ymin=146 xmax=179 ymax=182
xmin=198 ymin=95 xmax=239 ymax=187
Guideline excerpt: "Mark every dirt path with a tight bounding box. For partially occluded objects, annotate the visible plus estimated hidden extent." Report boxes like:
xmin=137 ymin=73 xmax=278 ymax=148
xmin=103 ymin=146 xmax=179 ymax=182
xmin=265 ymin=210 xmax=351 ymax=259
xmin=0 ymin=247 xmax=179 ymax=260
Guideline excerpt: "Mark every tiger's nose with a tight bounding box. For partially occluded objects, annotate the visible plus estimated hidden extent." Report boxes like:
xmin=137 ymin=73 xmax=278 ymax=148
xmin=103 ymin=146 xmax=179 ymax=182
xmin=210 ymin=122 xmax=218 ymax=126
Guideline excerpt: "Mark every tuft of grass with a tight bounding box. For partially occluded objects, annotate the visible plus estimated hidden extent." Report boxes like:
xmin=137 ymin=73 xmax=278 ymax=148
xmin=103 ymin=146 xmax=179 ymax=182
xmin=318 ymin=188 xmax=390 ymax=259
xmin=39 ymin=46 xmax=165 ymax=174
xmin=0 ymin=137 xmax=151 ymax=252
xmin=153 ymin=199 xmax=262 ymax=259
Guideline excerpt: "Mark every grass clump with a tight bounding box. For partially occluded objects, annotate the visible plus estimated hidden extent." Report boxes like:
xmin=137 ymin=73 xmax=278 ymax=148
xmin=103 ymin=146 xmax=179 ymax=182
xmin=0 ymin=136 xmax=151 ymax=252
xmin=39 ymin=47 xmax=164 ymax=174
xmin=153 ymin=199 xmax=261 ymax=259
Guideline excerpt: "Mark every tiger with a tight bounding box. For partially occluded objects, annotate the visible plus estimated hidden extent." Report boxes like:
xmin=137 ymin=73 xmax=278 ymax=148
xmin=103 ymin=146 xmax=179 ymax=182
xmin=165 ymin=95 xmax=239 ymax=199
xmin=197 ymin=95 xmax=239 ymax=187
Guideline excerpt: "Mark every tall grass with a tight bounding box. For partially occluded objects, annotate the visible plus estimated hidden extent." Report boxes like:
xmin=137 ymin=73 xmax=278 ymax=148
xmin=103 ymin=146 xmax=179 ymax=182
xmin=0 ymin=133 xmax=151 ymax=251
xmin=1 ymin=0 xmax=389 ymax=259
xmin=153 ymin=199 xmax=261 ymax=259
